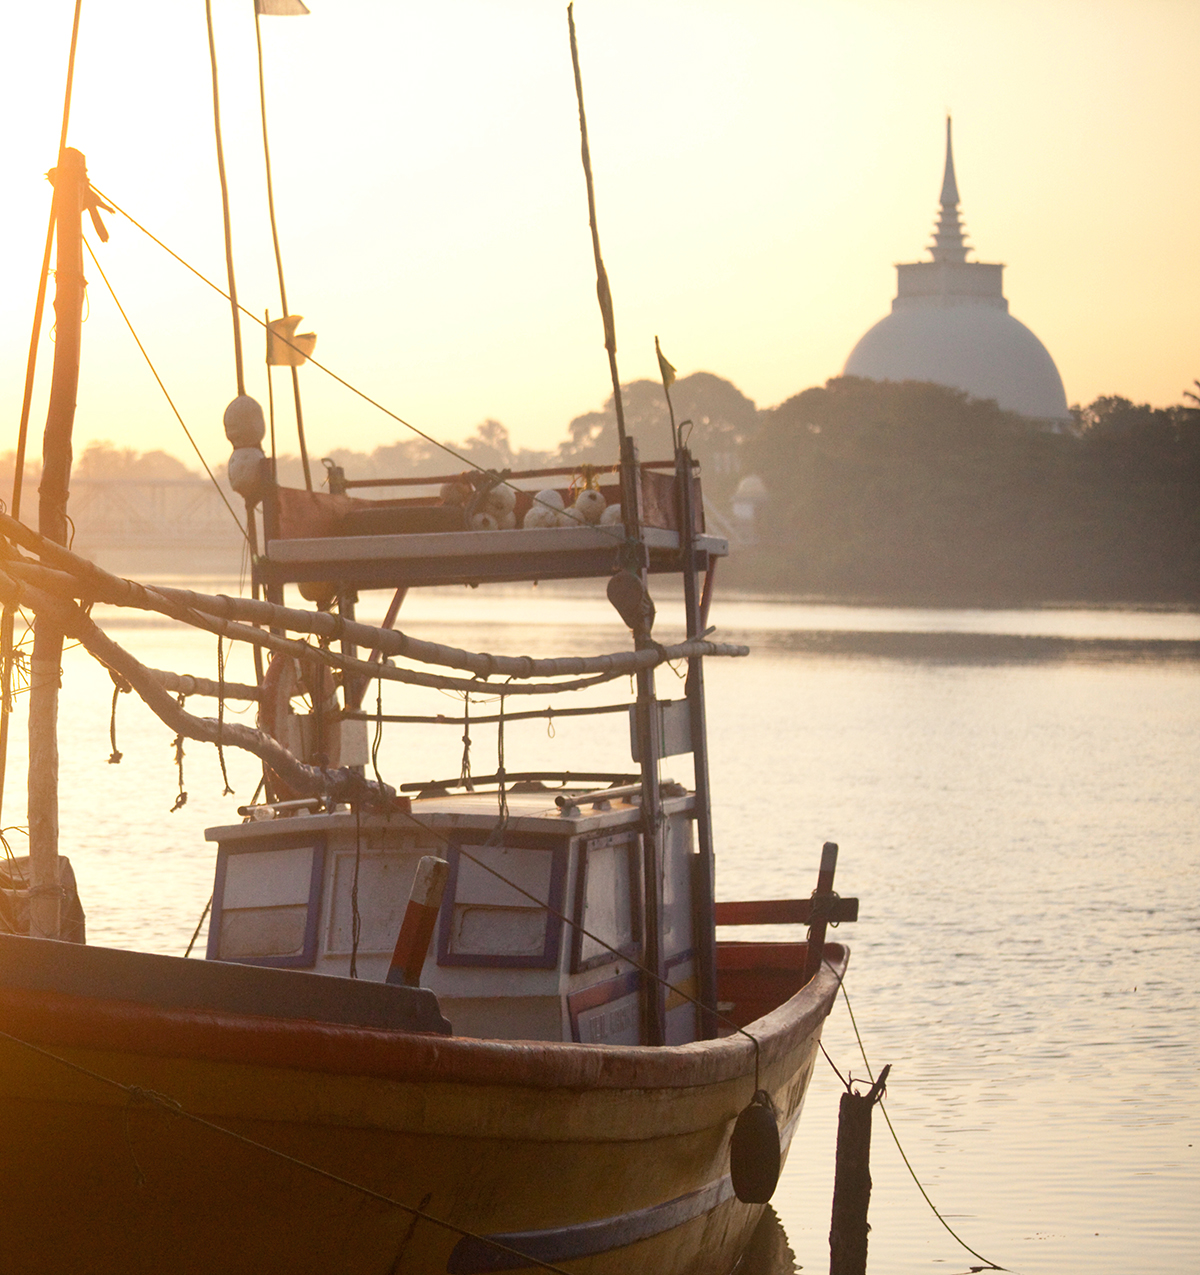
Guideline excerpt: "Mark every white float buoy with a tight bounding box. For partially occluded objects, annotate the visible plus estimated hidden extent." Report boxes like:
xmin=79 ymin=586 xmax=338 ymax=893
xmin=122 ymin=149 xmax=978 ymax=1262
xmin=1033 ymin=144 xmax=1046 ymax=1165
xmin=470 ymin=510 xmax=499 ymax=531
xmin=533 ymin=489 xmax=565 ymax=512
xmin=522 ymin=504 xmax=554 ymax=529
xmin=484 ymin=484 xmax=516 ymax=515
xmin=572 ymin=489 xmax=606 ymax=524
xmin=228 ymin=447 xmax=267 ymax=502
xmin=600 ymin=502 xmax=623 ymax=526
xmin=223 ymin=396 xmax=266 ymax=448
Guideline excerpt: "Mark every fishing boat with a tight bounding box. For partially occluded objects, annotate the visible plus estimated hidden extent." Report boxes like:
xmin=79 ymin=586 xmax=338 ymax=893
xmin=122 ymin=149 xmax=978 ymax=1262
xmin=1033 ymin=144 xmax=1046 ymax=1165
xmin=0 ymin=7 xmax=857 ymax=1272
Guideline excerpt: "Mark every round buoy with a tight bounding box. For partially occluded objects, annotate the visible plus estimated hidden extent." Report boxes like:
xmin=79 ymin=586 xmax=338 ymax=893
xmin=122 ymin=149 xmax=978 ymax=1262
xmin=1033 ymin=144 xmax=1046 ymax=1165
xmin=484 ymin=483 xmax=517 ymax=515
xmin=571 ymin=489 xmax=606 ymax=524
xmin=228 ymin=447 xmax=268 ymax=503
xmin=533 ymin=489 xmax=565 ymax=512
xmin=730 ymin=1090 xmax=781 ymax=1203
xmin=522 ymin=504 xmax=555 ymax=529
xmin=223 ymin=395 xmax=266 ymax=448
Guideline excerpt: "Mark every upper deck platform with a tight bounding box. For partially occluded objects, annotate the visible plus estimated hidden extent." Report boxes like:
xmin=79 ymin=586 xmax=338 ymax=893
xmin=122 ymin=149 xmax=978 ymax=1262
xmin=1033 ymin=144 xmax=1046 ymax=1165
xmin=255 ymin=522 xmax=728 ymax=590
xmin=253 ymin=460 xmax=724 ymax=591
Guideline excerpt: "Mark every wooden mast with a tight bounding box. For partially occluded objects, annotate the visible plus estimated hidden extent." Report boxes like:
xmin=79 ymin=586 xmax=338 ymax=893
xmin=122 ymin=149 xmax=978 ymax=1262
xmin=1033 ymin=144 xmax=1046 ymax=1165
xmin=568 ymin=6 xmax=666 ymax=1043
xmin=28 ymin=147 xmax=87 ymax=941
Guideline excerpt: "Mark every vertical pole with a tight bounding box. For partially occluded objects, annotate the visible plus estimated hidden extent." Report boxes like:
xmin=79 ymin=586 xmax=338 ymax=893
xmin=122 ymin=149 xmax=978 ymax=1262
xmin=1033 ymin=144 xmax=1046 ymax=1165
xmin=2 ymin=0 xmax=85 ymax=834
xmin=677 ymin=446 xmax=718 ymax=1037
xmin=28 ymin=147 xmax=87 ymax=941
xmin=386 ymin=856 xmax=449 ymax=987
xmin=829 ymin=1066 xmax=891 ymax=1275
xmin=625 ymin=439 xmax=666 ymax=1046
xmin=567 ymin=7 xmax=663 ymax=1043
xmin=204 ymin=0 xmax=245 ymax=397
xmin=254 ymin=10 xmax=313 ymax=491
xmin=804 ymin=840 xmax=839 ymax=985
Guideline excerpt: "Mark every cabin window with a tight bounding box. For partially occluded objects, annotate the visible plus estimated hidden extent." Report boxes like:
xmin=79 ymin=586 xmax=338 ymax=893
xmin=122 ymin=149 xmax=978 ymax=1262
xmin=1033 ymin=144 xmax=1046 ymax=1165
xmin=572 ymin=832 xmax=642 ymax=972
xmin=207 ymin=839 xmax=325 ymax=967
xmin=325 ymin=850 xmax=422 ymax=954
xmin=437 ymin=839 xmax=565 ymax=969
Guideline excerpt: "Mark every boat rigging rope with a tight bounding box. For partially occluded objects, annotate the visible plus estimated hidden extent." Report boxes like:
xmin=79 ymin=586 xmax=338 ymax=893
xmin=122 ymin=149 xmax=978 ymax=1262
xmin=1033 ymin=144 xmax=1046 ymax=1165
xmin=215 ymin=635 xmax=234 ymax=796
xmin=459 ymin=693 xmax=472 ymax=788
xmin=203 ymin=0 xmax=246 ymax=397
xmin=83 ymin=186 xmax=633 ymax=541
xmin=80 ymin=238 xmax=251 ymax=548
xmin=170 ymin=693 xmax=189 ymax=813
xmin=183 ymin=894 xmax=213 ymax=959
xmin=0 ymin=531 xmax=747 ymax=683
xmin=819 ymin=958 xmax=1009 ymax=1273
xmin=382 ymin=797 xmax=767 ymax=1093
xmin=107 ymin=672 xmax=130 ymax=765
xmin=0 ymin=1025 xmax=573 ymax=1275
xmin=254 ymin=7 xmax=312 ymax=490
xmin=0 ymin=555 xmax=746 ymax=700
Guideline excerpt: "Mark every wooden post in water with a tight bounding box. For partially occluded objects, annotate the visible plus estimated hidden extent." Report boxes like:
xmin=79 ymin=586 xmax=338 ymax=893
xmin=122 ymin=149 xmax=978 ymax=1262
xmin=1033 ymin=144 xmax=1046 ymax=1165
xmin=28 ymin=147 xmax=87 ymax=941
xmin=829 ymin=1064 xmax=891 ymax=1275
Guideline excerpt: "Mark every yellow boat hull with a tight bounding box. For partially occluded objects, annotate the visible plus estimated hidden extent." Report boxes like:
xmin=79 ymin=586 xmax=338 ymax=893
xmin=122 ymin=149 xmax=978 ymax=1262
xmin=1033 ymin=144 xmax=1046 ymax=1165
xmin=0 ymin=936 xmax=846 ymax=1274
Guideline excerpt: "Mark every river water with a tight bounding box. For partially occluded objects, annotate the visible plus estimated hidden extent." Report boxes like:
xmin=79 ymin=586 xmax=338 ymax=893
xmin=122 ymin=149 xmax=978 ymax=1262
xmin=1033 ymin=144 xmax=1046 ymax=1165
xmin=6 ymin=585 xmax=1197 ymax=1275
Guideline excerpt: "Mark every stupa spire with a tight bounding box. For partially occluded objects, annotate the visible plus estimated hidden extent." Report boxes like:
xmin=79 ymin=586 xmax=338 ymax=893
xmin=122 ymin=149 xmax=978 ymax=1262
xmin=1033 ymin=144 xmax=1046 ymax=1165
xmin=930 ymin=115 xmax=969 ymax=264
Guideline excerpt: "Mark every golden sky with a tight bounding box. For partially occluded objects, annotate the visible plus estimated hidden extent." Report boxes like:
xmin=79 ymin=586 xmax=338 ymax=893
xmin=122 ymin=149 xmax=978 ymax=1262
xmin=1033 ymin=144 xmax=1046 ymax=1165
xmin=1 ymin=0 xmax=1197 ymax=467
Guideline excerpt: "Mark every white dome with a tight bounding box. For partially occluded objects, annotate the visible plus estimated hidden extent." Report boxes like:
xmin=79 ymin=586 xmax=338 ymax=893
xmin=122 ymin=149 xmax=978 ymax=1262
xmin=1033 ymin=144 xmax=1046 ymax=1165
xmin=842 ymin=118 xmax=1070 ymax=422
xmin=844 ymin=304 xmax=1068 ymax=420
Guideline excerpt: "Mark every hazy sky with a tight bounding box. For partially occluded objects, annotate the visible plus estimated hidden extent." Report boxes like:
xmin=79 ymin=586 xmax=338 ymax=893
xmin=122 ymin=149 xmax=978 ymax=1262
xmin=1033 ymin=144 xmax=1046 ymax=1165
xmin=1 ymin=1 xmax=1197 ymax=470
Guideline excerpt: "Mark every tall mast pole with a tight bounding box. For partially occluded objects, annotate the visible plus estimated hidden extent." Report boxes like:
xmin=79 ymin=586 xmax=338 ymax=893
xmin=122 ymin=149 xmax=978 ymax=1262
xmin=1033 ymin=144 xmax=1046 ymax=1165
xmin=0 ymin=0 xmax=84 ymax=838
xmin=567 ymin=5 xmax=665 ymax=1044
xmin=255 ymin=6 xmax=313 ymax=491
xmin=28 ymin=147 xmax=88 ymax=941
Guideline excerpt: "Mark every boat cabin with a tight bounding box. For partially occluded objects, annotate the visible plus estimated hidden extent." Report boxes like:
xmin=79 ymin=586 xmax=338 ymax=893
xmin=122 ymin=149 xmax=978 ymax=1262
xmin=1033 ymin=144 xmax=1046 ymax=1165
xmin=204 ymin=455 xmax=728 ymax=1047
xmin=206 ymin=786 xmax=700 ymax=1045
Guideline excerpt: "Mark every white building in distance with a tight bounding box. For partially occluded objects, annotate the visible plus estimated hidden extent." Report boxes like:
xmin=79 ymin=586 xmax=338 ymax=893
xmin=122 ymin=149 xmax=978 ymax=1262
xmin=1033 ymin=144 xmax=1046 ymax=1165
xmin=843 ymin=119 xmax=1069 ymax=423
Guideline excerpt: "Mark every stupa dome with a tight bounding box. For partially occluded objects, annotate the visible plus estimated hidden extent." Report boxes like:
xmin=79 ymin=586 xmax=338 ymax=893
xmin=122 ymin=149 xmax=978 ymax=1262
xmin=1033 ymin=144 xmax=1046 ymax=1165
xmin=843 ymin=120 xmax=1069 ymax=422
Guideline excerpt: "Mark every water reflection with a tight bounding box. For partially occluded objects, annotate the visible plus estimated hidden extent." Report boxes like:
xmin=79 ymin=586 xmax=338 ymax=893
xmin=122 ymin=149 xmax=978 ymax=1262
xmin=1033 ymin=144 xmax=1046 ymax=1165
xmin=28 ymin=592 xmax=1199 ymax=1275
xmin=737 ymin=1207 xmax=797 ymax=1275
xmin=724 ymin=627 xmax=1200 ymax=663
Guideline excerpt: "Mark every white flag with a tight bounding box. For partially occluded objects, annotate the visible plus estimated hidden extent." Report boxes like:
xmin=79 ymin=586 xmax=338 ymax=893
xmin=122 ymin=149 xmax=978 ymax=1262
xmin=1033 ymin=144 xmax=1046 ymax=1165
xmin=267 ymin=315 xmax=317 ymax=366
xmin=255 ymin=0 xmax=310 ymax=15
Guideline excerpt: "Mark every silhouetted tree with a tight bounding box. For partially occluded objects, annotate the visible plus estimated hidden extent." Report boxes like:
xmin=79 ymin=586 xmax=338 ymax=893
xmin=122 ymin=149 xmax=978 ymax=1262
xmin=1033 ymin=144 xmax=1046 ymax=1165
xmin=731 ymin=376 xmax=1199 ymax=604
xmin=559 ymin=372 xmax=758 ymax=501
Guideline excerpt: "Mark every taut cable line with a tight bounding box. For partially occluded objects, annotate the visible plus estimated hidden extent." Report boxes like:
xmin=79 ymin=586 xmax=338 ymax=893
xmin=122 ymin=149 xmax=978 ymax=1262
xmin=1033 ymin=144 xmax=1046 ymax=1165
xmin=85 ymin=188 xmax=630 ymax=546
xmin=254 ymin=7 xmax=313 ymax=490
xmin=80 ymin=238 xmax=250 ymax=547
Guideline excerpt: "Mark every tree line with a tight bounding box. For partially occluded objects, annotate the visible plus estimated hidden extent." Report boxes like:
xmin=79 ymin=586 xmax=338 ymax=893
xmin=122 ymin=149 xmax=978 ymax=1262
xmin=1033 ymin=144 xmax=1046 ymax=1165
xmin=6 ymin=374 xmax=1195 ymax=606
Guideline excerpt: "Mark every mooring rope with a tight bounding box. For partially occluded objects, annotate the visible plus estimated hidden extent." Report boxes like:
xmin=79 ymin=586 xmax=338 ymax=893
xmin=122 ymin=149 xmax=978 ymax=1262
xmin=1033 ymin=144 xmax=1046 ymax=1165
xmin=0 ymin=1025 xmax=573 ymax=1275
xmin=820 ymin=959 xmax=1009 ymax=1272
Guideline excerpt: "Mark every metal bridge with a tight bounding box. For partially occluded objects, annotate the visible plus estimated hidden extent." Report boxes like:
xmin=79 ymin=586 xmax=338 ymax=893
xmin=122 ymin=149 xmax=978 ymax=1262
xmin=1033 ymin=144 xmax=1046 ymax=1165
xmin=67 ymin=479 xmax=245 ymax=552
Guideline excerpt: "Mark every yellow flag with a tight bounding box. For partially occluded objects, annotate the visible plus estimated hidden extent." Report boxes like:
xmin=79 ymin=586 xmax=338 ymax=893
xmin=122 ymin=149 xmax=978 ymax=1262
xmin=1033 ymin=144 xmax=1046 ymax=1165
xmin=655 ymin=335 xmax=676 ymax=389
xmin=267 ymin=315 xmax=317 ymax=367
xmin=255 ymin=0 xmax=310 ymax=15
